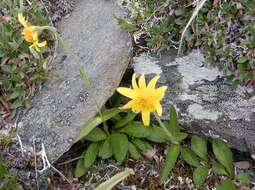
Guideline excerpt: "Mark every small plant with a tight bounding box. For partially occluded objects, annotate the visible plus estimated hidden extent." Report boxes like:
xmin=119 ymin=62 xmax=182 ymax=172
xmin=76 ymin=73 xmax=251 ymax=189
xmin=0 ymin=159 xmax=23 ymax=190
xmin=0 ymin=0 xmax=53 ymax=112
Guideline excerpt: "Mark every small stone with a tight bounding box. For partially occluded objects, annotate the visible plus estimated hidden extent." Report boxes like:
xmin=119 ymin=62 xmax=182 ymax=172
xmin=234 ymin=161 xmax=250 ymax=169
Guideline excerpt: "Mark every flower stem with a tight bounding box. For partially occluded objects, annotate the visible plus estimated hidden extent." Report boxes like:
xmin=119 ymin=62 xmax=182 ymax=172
xmin=153 ymin=113 xmax=178 ymax=144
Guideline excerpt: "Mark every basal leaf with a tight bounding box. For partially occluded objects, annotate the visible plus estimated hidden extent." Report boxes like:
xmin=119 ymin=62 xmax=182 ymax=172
xmin=77 ymin=108 xmax=122 ymax=140
xmin=193 ymin=166 xmax=209 ymax=186
xmin=234 ymin=172 xmax=250 ymax=184
xmin=95 ymin=168 xmax=134 ymax=190
xmin=74 ymin=151 xmax=88 ymax=178
xmin=84 ymin=127 xmax=107 ymax=142
xmin=84 ymin=143 xmax=99 ymax=168
xmin=167 ymin=105 xmax=180 ymax=134
xmin=114 ymin=112 xmax=137 ymax=129
xmin=110 ymin=133 xmax=129 ymax=163
xmin=118 ymin=122 xmax=150 ymax=138
xmin=216 ymin=180 xmax=236 ymax=190
xmin=131 ymin=138 xmax=152 ymax=152
xmin=212 ymin=161 xmax=228 ymax=176
xmin=212 ymin=139 xmax=233 ymax=176
xmin=181 ymin=147 xmax=200 ymax=167
xmin=191 ymin=135 xmax=208 ymax=161
xmin=160 ymin=144 xmax=180 ymax=182
xmin=146 ymin=125 xmax=167 ymax=143
xmin=128 ymin=142 xmax=140 ymax=160
xmin=99 ymin=138 xmax=113 ymax=159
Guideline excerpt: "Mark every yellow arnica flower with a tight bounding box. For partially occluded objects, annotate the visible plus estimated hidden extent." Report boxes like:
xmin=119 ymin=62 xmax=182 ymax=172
xmin=117 ymin=74 xmax=167 ymax=126
xmin=18 ymin=13 xmax=47 ymax=52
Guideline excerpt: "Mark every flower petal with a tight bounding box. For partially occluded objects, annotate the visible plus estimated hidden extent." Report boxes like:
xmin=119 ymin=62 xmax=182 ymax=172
xmin=147 ymin=75 xmax=159 ymax=91
xmin=154 ymin=86 xmax=167 ymax=100
xmin=117 ymin=87 xmax=137 ymax=99
xmin=141 ymin=111 xmax=150 ymax=126
xmin=122 ymin=100 xmax=135 ymax=109
xmin=138 ymin=74 xmax=146 ymax=89
xmin=18 ymin=13 xmax=28 ymax=27
xmin=156 ymin=103 xmax=162 ymax=116
xmin=132 ymin=73 xmax=138 ymax=90
xmin=37 ymin=40 xmax=47 ymax=47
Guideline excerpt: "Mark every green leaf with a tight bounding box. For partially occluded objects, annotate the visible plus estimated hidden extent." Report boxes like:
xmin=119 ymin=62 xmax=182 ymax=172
xmin=0 ymin=162 xmax=7 ymax=178
xmin=237 ymin=56 xmax=248 ymax=64
xmin=84 ymin=143 xmax=99 ymax=168
xmin=167 ymin=105 xmax=180 ymax=133
xmin=181 ymin=147 xmax=200 ymax=167
xmin=146 ymin=125 xmax=167 ymax=143
xmin=235 ymin=172 xmax=250 ymax=184
xmin=114 ymin=15 xmax=136 ymax=33
xmin=114 ymin=112 xmax=137 ymax=129
xmin=118 ymin=122 xmax=150 ymax=138
xmin=74 ymin=151 xmax=88 ymax=177
xmin=131 ymin=138 xmax=152 ymax=152
xmin=110 ymin=133 xmax=129 ymax=163
xmin=77 ymin=108 xmax=122 ymax=140
xmin=160 ymin=144 xmax=180 ymax=182
xmin=172 ymin=132 xmax=188 ymax=143
xmin=10 ymin=99 xmax=22 ymax=109
xmin=212 ymin=161 xmax=228 ymax=176
xmin=193 ymin=166 xmax=209 ymax=186
xmin=95 ymin=168 xmax=134 ymax=190
xmin=99 ymin=138 xmax=113 ymax=159
xmin=128 ymin=142 xmax=140 ymax=160
xmin=84 ymin=127 xmax=107 ymax=142
xmin=216 ymin=180 xmax=236 ymax=190
xmin=212 ymin=139 xmax=233 ymax=176
xmin=191 ymin=135 xmax=208 ymax=161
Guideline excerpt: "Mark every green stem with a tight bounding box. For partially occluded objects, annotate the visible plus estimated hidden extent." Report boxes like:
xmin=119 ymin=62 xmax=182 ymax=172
xmin=153 ymin=113 xmax=178 ymax=144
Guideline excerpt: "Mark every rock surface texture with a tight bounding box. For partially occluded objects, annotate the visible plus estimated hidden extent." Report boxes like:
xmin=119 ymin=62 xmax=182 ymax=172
xmin=18 ymin=0 xmax=131 ymax=162
xmin=134 ymin=50 xmax=255 ymax=154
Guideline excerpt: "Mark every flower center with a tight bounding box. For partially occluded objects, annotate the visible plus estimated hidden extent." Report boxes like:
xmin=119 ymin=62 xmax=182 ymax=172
xmin=23 ymin=27 xmax=36 ymax=43
xmin=137 ymin=95 xmax=154 ymax=111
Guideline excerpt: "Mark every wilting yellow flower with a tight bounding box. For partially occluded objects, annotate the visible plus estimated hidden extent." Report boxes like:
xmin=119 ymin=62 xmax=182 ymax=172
xmin=18 ymin=13 xmax=47 ymax=52
xmin=117 ymin=74 xmax=167 ymax=126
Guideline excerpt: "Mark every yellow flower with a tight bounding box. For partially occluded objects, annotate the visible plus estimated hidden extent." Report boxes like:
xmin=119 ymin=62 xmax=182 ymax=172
xmin=117 ymin=74 xmax=167 ymax=126
xmin=18 ymin=13 xmax=47 ymax=52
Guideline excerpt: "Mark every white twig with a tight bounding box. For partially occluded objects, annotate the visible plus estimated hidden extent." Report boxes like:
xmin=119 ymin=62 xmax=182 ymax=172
xmin=16 ymin=134 xmax=24 ymax=157
xmin=177 ymin=0 xmax=208 ymax=56
xmin=33 ymin=138 xmax=40 ymax=190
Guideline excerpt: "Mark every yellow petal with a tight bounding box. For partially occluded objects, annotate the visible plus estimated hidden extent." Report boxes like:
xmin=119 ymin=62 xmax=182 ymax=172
xmin=122 ymin=100 xmax=135 ymax=109
xmin=132 ymin=73 xmax=138 ymax=90
xmin=37 ymin=40 xmax=47 ymax=47
xmin=18 ymin=13 xmax=28 ymax=28
xmin=147 ymin=75 xmax=159 ymax=90
xmin=154 ymin=86 xmax=167 ymax=100
xmin=34 ymin=44 xmax=40 ymax=52
xmin=138 ymin=74 xmax=146 ymax=89
xmin=156 ymin=103 xmax=162 ymax=116
xmin=141 ymin=111 xmax=150 ymax=126
xmin=117 ymin=87 xmax=137 ymax=99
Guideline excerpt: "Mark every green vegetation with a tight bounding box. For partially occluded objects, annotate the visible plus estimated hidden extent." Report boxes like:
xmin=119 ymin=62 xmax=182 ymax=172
xmin=0 ymin=0 xmax=52 ymax=111
xmin=76 ymin=93 xmax=250 ymax=188
xmin=116 ymin=0 xmax=255 ymax=84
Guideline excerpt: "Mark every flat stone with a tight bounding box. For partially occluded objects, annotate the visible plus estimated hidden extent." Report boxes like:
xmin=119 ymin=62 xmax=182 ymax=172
xmin=133 ymin=50 xmax=255 ymax=154
xmin=18 ymin=0 xmax=131 ymax=162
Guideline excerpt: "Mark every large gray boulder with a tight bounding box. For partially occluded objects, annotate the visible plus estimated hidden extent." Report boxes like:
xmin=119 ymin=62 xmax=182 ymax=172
xmin=18 ymin=0 xmax=131 ymax=162
xmin=133 ymin=50 xmax=255 ymax=155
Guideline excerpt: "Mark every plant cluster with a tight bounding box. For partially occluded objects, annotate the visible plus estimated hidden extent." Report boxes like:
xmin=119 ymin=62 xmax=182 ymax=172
xmin=116 ymin=0 xmax=255 ymax=84
xmin=0 ymin=0 xmax=51 ymax=114
xmin=0 ymin=159 xmax=23 ymax=190
xmin=76 ymin=74 xmax=251 ymax=189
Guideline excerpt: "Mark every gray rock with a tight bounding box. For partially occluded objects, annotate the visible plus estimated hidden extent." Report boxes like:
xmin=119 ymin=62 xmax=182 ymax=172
xmin=18 ymin=0 xmax=131 ymax=162
xmin=133 ymin=50 xmax=255 ymax=154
